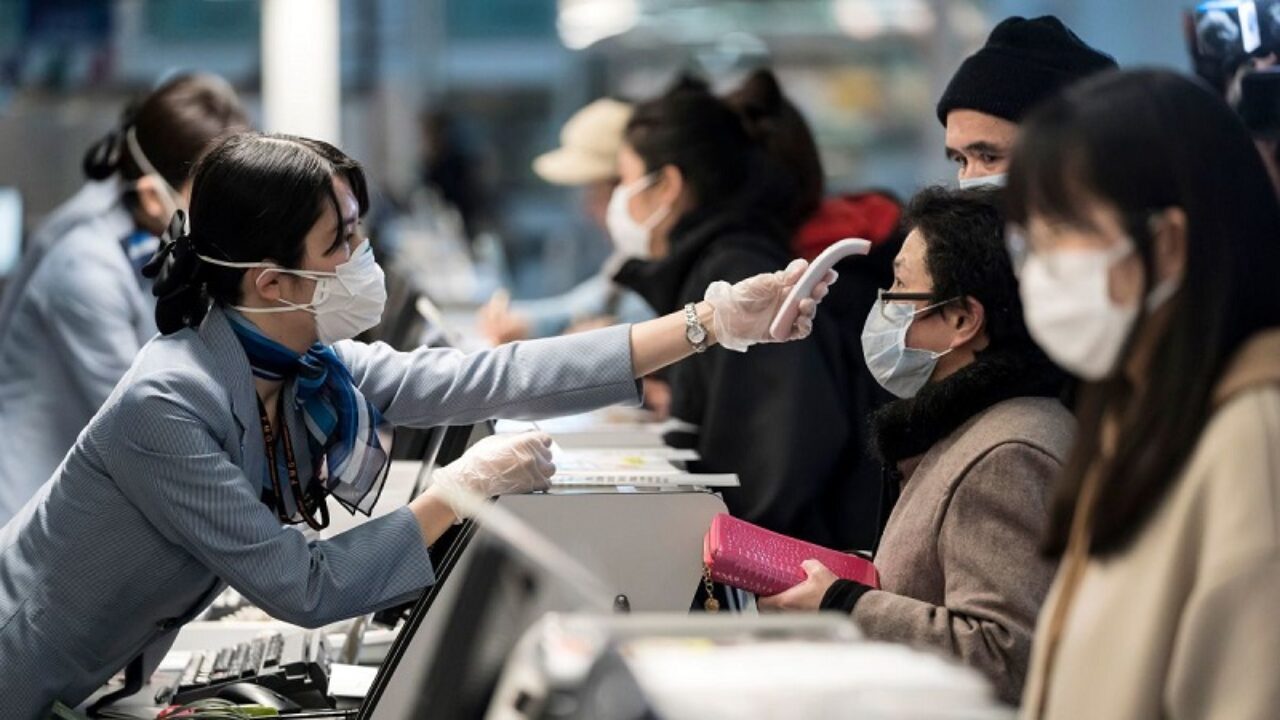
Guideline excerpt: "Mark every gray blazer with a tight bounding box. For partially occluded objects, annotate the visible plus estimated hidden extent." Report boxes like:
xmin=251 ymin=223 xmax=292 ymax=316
xmin=0 ymin=190 xmax=154 ymax=524
xmin=0 ymin=179 xmax=123 ymax=332
xmin=0 ymin=307 xmax=640 ymax=717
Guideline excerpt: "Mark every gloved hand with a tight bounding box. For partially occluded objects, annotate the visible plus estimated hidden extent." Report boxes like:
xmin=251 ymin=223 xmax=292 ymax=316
xmin=428 ymin=431 xmax=555 ymax=519
xmin=704 ymin=259 xmax=837 ymax=352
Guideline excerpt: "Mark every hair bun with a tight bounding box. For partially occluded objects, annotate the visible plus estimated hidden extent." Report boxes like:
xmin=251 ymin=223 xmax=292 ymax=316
xmin=150 ymin=249 xmax=208 ymax=334
xmin=736 ymin=69 xmax=785 ymax=113
xmin=145 ymin=209 xmax=212 ymax=334
xmin=669 ymin=72 xmax=713 ymax=97
xmin=82 ymin=101 xmax=141 ymax=181
xmin=82 ymin=129 xmax=123 ymax=181
xmin=727 ymin=69 xmax=787 ymax=141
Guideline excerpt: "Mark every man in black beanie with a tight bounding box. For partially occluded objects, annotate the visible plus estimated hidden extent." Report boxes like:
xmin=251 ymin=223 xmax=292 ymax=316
xmin=938 ymin=15 xmax=1116 ymax=187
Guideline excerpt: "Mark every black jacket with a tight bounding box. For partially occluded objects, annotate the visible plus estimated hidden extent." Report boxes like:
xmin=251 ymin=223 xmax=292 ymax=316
xmin=616 ymin=205 xmax=894 ymax=550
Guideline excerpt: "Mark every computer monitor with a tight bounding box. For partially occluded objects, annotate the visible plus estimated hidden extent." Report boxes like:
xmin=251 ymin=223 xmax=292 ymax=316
xmin=359 ymin=495 xmax=614 ymax=720
xmin=0 ymin=187 xmax=23 ymax=277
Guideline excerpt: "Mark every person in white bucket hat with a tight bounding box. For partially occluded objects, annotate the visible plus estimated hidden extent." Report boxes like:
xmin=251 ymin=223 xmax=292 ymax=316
xmin=479 ymin=99 xmax=657 ymax=345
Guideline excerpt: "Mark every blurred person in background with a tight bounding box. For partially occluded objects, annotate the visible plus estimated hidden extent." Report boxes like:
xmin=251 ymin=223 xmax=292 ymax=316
xmin=1187 ymin=0 xmax=1280 ymax=195
xmin=1009 ymin=69 xmax=1280 ymax=720
xmin=612 ymin=76 xmax=874 ymax=549
xmin=938 ymin=15 xmax=1115 ymax=188
xmin=478 ymin=98 xmax=655 ymax=342
xmin=0 ymin=72 xmax=248 ymax=525
xmin=477 ymin=98 xmax=667 ymax=415
xmin=419 ymin=110 xmax=492 ymax=252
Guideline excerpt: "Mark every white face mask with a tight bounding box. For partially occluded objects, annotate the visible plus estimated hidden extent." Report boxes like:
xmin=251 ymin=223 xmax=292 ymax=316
xmin=958 ymin=173 xmax=1007 ymax=190
xmin=606 ymin=173 xmax=670 ymax=260
xmin=1019 ymin=242 xmax=1179 ymax=380
xmin=861 ymin=296 xmax=956 ymax=398
xmin=126 ymin=126 xmax=188 ymax=235
xmin=200 ymin=241 xmax=388 ymax=345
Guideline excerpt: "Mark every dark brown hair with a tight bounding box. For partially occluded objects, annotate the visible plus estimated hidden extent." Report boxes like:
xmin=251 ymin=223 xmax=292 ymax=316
xmin=725 ymin=68 xmax=825 ymax=232
xmin=903 ymin=185 xmax=1032 ymax=352
xmin=1006 ymin=69 xmax=1280 ymax=556
xmin=148 ymin=133 xmax=370 ymax=334
xmin=625 ymin=75 xmax=755 ymax=212
xmin=83 ymin=72 xmax=248 ymax=188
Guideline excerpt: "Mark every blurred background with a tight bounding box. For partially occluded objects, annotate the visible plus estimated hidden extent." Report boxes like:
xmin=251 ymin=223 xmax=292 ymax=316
xmin=0 ymin=0 xmax=1198 ymax=303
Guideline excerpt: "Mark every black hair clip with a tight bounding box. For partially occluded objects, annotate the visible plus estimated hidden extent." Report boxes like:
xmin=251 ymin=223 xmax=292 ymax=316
xmin=81 ymin=99 xmax=141 ymax=181
xmin=82 ymin=129 xmax=124 ymax=181
xmin=142 ymin=209 xmax=190 ymax=281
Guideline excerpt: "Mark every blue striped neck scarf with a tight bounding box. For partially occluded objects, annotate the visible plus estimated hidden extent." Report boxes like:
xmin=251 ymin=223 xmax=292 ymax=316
xmin=226 ymin=310 xmax=388 ymax=516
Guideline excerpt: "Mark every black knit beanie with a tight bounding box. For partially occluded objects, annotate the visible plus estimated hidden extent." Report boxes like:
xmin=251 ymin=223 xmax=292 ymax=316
xmin=936 ymin=15 xmax=1117 ymax=126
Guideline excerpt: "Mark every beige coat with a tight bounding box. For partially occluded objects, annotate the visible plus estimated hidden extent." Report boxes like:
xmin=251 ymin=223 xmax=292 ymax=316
xmin=854 ymin=396 xmax=1075 ymax=704
xmin=1023 ymin=330 xmax=1280 ymax=719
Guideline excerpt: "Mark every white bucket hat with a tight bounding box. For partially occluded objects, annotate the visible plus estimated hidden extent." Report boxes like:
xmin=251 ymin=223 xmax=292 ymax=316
xmin=533 ymin=98 xmax=633 ymax=186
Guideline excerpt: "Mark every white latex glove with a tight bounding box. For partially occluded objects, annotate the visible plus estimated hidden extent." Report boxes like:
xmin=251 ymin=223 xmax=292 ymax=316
xmin=704 ymin=259 xmax=837 ymax=352
xmin=428 ymin=431 xmax=555 ymax=519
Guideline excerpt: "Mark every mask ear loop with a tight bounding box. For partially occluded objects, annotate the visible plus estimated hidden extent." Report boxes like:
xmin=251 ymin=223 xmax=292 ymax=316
xmin=910 ymin=295 xmax=962 ymax=318
xmin=125 ymin=127 xmax=187 ymax=235
xmin=196 ymin=254 xmax=332 ymax=315
xmin=197 ymin=254 xmax=338 ymax=279
xmin=629 ymin=171 xmax=672 ymax=231
xmin=910 ymin=296 xmax=965 ymax=360
xmin=621 ymin=171 xmax=660 ymax=197
xmin=1093 ymin=213 xmax=1162 ymax=383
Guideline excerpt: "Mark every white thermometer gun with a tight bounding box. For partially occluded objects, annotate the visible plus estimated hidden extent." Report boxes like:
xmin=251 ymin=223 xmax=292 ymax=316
xmin=768 ymin=238 xmax=872 ymax=341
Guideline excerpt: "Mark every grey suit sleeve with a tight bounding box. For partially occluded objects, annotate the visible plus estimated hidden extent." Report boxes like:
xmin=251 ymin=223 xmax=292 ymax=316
xmin=852 ymin=444 xmax=1058 ymax=704
xmin=106 ymin=377 xmax=436 ymax=628
xmin=41 ymin=250 xmax=143 ymax=409
xmin=334 ymin=324 xmax=642 ymax=427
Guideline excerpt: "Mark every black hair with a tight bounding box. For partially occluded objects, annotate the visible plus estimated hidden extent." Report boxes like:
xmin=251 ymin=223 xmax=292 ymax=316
xmin=724 ymin=68 xmax=825 ymax=233
xmin=902 ymin=185 xmax=1031 ymax=351
xmin=1005 ymin=69 xmax=1280 ymax=556
xmin=147 ymin=132 xmax=370 ymax=335
xmin=624 ymin=75 xmax=756 ymax=213
xmin=83 ymin=72 xmax=248 ymax=188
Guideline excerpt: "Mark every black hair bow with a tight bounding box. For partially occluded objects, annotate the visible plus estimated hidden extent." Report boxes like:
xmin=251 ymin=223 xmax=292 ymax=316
xmin=142 ymin=209 xmax=192 ymax=285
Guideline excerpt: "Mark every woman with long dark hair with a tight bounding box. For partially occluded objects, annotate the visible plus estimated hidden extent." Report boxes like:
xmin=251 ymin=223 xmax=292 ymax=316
xmin=0 ymin=131 xmax=832 ymax=717
xmin=613 ymin=75 xmax=879 ymax=549
xmin=1007 ymin=70 xmax=1280 ymax=718
xmin=725 ymin=69 xmax=905 ymax=549
xmin=0 ymin=73 xmax=248 ymax=524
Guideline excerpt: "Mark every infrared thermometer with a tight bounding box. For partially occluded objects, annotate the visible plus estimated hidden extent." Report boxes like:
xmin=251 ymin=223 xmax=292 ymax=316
xmin=768 ymin=238 xmax=872 ymax=341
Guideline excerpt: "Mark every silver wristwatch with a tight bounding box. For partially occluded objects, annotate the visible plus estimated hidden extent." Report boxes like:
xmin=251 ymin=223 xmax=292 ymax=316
xmin=684 ymin=303 xmax=709 ymax=353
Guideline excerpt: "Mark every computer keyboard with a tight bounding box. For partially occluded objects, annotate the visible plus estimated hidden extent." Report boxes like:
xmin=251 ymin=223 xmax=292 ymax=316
xmin=164 ymin=631 xmax=332 ymax=708
xmin=178 ymin=632 xmax=287 ymax=688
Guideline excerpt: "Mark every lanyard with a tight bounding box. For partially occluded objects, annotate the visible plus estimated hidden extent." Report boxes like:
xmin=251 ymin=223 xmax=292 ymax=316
xmin=257 ymin=392 xmax=330 ymax=531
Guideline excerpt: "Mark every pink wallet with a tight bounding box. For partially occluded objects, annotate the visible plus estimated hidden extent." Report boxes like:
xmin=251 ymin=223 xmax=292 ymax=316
xmin=703 ymin=513 xmax=879 ymax=596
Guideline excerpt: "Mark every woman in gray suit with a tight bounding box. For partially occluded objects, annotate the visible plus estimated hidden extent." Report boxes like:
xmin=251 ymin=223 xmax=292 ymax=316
xmin=0 ymin=73 xmax=249 ymax=524
xmin=0 ymin=131 xmax=833 ymax=717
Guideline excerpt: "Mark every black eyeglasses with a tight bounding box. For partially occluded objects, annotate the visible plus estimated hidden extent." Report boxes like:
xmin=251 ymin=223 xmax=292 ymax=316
xmin=879 ymin=290 xmax=935 ymax=303
xmin=876 ymin=289 xmax=958 ymax=320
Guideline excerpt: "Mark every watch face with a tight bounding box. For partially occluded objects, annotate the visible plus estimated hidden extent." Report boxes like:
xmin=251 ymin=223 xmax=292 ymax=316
xmin=687 ymin=325 xmax=707 ymax=344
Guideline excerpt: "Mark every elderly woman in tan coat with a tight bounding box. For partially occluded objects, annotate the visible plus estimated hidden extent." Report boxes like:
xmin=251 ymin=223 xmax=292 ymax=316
xmin=1006 ymin=71 xmax=1280 ymax=720
xmin=761 ymin=186 xmax=1072 ymax=705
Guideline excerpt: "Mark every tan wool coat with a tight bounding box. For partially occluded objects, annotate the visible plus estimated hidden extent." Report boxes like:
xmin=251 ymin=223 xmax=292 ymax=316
xmin=853 ymin=395 xmax=1075 ymax=704
xmin=1023 ymin=329 xmax=1280 ymax=719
